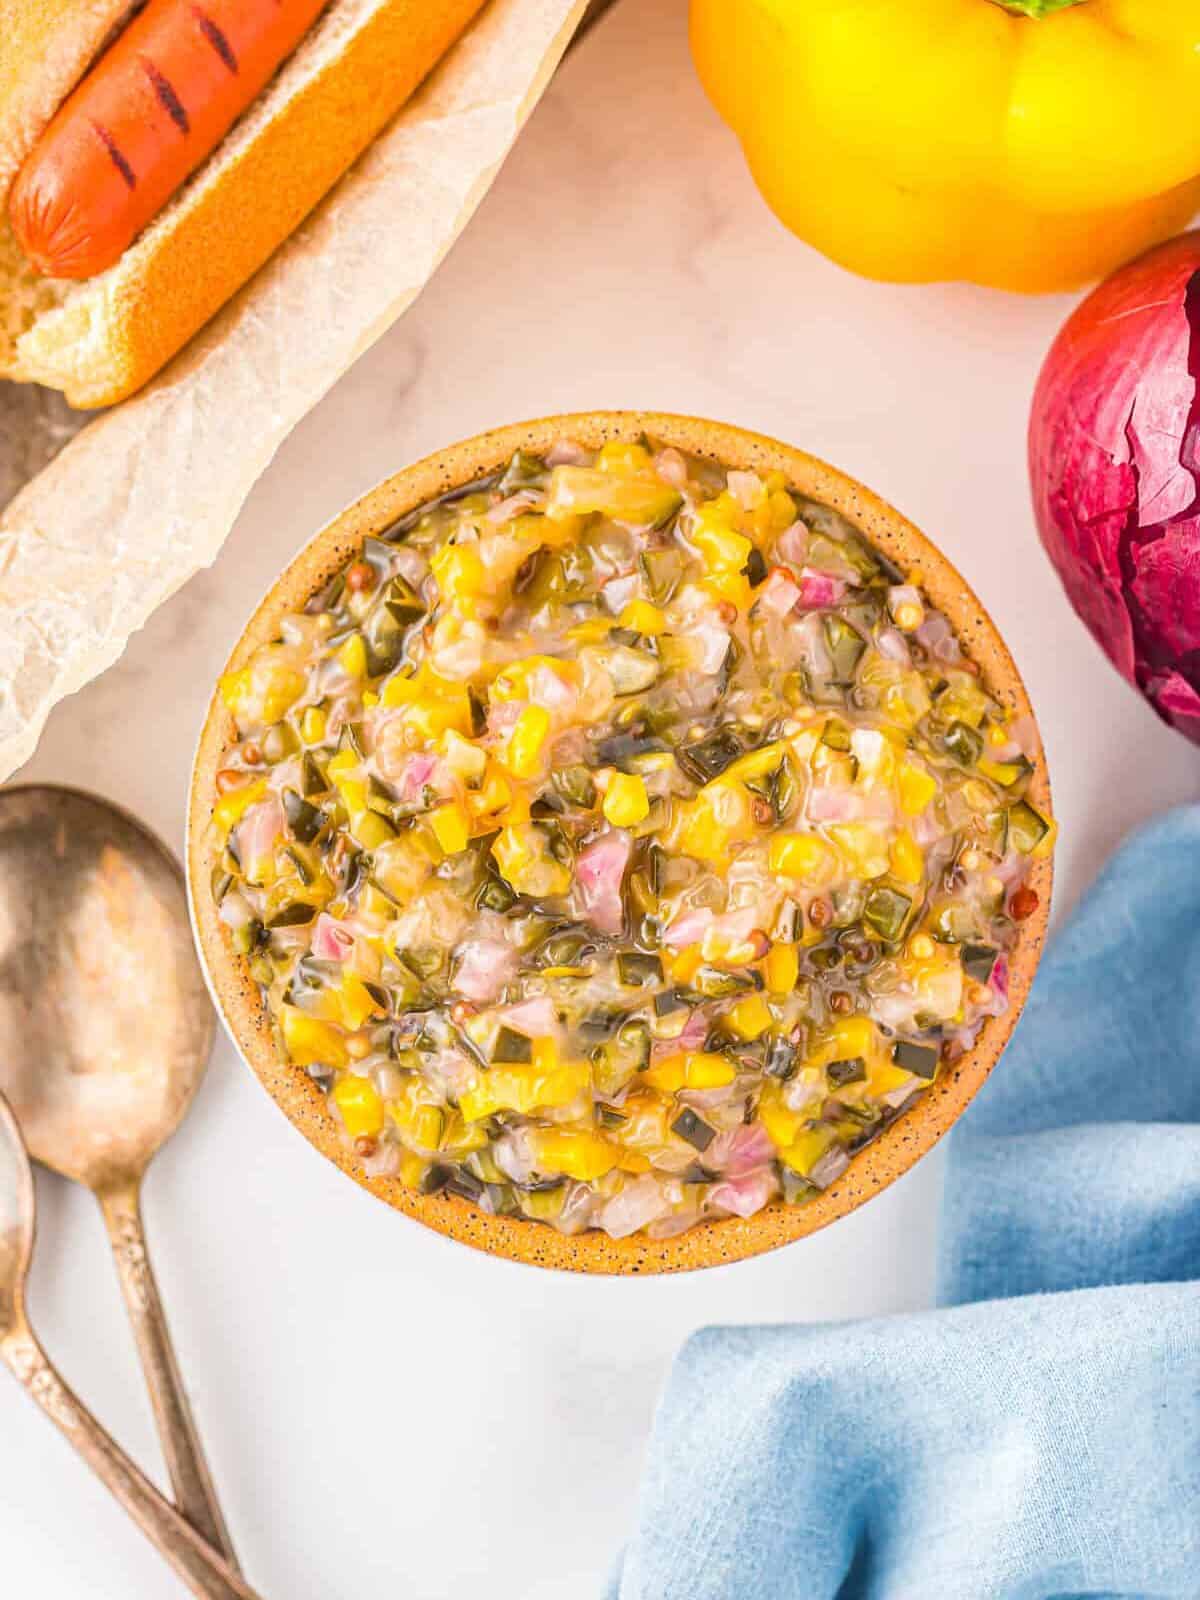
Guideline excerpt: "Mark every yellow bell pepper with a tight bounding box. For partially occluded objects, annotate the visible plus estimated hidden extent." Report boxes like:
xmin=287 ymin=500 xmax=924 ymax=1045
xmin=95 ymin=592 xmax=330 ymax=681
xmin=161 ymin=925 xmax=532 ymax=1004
xmin=690 ymin=0 xmax=1200 ymax=293
xmin=213 ymin=777 xmax=268 ymax=837
xmin=332 ymin=1075 xmax=384 ymax=1140
xmin=602 ymin=772 xmax=650 ymax=828
xmin=531 ymin=1129 xmax=621 ymax=1182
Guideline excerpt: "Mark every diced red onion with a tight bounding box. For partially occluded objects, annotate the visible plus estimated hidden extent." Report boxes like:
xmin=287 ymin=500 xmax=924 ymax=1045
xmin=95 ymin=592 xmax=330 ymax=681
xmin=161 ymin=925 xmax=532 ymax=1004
xmin=915 ymin=612 xmax=960 ymax=661
xmin=808 ymin=1147 xmax=850 ymax=1189
xmin=991 ymin=956 xmax=1009 ymax=1001
xmin=726 ymin=470 xmax=765 ymax=511
xmin=497 ymin=996 xmax=558 ymax=1037
xmin=487 ymin=491 xmax=542 ymax=524
xmin=875 ymin=626 xmax=912 ymax=664
xmin=709 ymin=1121 xmax=774 ymax=1175
xmin=663 ymin=906 xmax=714 ymax=949
xmin=653 ymin=448 xmax=688 ymax=489
xmin=602 ymin=573 xmax=639 ymax=614
xmin=598 ymin=1175 xmax=670 ymax=1239
xmin=807 ymin=785 xmax=893 ymax=824
xmin=775 ymin=522 xmax=809 ymax=567
xmin=757 ymin=567 xmax=802 ymax=618
xmin=545 ymin=439 xmax=590 ymax=467
xmin=236 ymin=797 xmax=283 ymax=866
xmin=710 ymin=1168 xmax=777 ymax=1219
xmin=574 ymin=828 xmax=632 ymax=935
xmin=311 ymin=913 xmax=355 ymax=963
xmin=360 ymin=1143 xmax=401 ymax=1179
xmin=796 ymin=568 xmax=847 ymax=610
xmin=217 ymin=890 xmax=254 ymax=931
xmin=528 ymin=663 xmax=577 ymax=713
xmin=452 ymin=939 xmax=517 ymax=1003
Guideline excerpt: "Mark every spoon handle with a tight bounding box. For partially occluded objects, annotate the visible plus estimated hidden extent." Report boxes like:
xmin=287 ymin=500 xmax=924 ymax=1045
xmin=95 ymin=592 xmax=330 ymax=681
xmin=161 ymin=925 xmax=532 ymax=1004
xmin=98 ymin=1178 xmax=239 ymax=1569
xmin=0 ymin=1325 xmax=262 ymax=1599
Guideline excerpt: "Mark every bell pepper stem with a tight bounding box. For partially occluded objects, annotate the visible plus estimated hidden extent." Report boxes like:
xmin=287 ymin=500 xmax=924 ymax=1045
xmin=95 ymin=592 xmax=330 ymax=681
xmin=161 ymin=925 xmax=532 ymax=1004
xmin=988 ymin=0 xmax=1088 ymax=14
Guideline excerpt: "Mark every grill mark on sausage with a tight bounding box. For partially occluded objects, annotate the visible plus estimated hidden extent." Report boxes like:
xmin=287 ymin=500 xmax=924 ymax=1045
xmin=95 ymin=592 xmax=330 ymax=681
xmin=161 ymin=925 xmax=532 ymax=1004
xmin=141 ymin=57 xmax=190 ymax=134
xmin=89 ymin=120 xmax=137 ymax=188
xmin=190 ymin=5 xmax=239 ymax=73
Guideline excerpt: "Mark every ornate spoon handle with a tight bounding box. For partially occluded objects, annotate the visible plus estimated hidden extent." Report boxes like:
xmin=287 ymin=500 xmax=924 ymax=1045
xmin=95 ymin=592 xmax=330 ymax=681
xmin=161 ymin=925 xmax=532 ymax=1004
xmin=0 ymin=1324 xmax=262 ymax=1600
xmin=99 ymin=1177 xmax=239 ymax=1568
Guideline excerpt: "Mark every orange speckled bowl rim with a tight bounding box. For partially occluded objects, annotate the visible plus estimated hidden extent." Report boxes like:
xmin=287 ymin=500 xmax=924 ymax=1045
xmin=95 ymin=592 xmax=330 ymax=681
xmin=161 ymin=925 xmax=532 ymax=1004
xmin=188 ymin=412 xmax=1053 ymax=1274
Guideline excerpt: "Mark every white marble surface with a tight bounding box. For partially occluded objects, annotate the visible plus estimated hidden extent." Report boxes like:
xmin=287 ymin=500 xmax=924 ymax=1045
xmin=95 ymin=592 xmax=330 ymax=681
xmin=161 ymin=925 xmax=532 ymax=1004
xmin=3 ymin=2 xmax=1197 ymax=1595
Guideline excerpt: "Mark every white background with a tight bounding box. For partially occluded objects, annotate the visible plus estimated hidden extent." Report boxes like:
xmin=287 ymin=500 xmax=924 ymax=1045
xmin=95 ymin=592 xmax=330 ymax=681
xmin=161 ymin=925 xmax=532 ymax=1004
xmin=4 ymin=2 xmax=1197 ymax=1595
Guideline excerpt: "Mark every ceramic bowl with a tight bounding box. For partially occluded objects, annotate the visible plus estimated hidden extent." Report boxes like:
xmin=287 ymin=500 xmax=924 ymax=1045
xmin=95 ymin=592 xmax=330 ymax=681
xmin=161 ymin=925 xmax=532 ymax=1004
xmin=188 ymin=412 xmax=1053 ymax=1273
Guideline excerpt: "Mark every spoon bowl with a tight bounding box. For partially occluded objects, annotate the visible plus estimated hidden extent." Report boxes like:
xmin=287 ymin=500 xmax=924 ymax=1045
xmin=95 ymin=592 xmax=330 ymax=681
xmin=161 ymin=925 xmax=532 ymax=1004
xmin=0 ymin=786 xmax=213 ymax=1188
xmin=0 ymin=784 xmax=236 ymax=1563
xmin=0 ymin=1092 xmax=33 ymax=1340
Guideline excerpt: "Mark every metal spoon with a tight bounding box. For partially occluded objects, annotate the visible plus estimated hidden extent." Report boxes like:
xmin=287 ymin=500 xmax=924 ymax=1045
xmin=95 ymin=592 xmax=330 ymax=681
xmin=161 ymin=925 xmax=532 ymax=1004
xmin=0 ymin=785 xmax=236 ymax=1565
xmin=0 ymin=1090 xmax=261 ymax=1597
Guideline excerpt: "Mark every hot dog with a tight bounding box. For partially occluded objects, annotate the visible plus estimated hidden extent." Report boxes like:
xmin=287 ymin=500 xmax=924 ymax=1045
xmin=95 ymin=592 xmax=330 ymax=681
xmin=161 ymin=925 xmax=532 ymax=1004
xmin=0 ymin=0 xmax=487 ymax=406
xmin=9 ymin=0 xmax=331 ymax=279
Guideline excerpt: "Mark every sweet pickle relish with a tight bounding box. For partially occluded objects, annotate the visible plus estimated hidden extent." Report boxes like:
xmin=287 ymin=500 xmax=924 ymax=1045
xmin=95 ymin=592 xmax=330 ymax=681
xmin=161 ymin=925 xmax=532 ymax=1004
xmin=210 ymin=440 xmax=1052 ymax=1240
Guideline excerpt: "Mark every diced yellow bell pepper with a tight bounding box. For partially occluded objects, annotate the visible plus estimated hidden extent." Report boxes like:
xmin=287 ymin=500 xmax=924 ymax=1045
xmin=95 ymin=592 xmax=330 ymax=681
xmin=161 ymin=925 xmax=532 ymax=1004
xmin=602 ymin=772 xmax=650 ymax=827
xmin=429 ymin=801 xmax=471 ymax=857
xmin=381 ymin=666 xmax=472 ymax=740
xmin=596 ymin=440 xmax=652 ymax=474
xmin=779 ymin=1125 xmax=836 ymax=1178
xmin=399 ymin=1150 xmax=427 ymax=1190
xmin=338 ymin=973 xmax=385 ymax=1032
xmin=726 ymin=994 xmax=773 ymax=1041
xmin=388 ymin=1083 xmax=445 ymax=1152
xmin=531 ymin=1129 xmax=620 ymax=1182
xmin=440 ymin=729 xmax=487 ymax=785
xmin=702 ymin=568 xmax=753 ymax=612
xmin=758 ymin=1081 xmax=803 ymax=1149
xmin=468 ymin=763 xmax=514 ymax=820
xmin=668 ymin=946 xmax=704 ymax=985
xmin=491 ymin=824 xmax=571 ymax=898
xmin=768 ymin=832 xmax=836 ymax=882
xmin=689 ymin=503 xmax=753 ymax=574
xmin=867 ymin=1059 xmax=915 ymax=1098
xmin=430 ymin=541 xmax=486 ymax=617
xmin=505 ymin=705 xmax=552 ymax=780
xmin=823 ymin=1014 xmax=876 ymax=1063
xmin=213 ymin=777 xmax=268 ymax=837
xmin=300 ymin=706 xmax=327 ymax=745
xmin=219 ymin=654 xmax=306 ymax=729
xmin=764 ymin=943 xmax=799 ymax=995
xmin=332 ymin=1074 xmax=384 ymax=1139
xmin=491 ymin=656 xmax=579 ymax=703
xmin=888 ymin=829 xmax=924 ymax=886
xmin=618 ymin=599 xmax=667 ymax=636
xmin=337 ymin=634 xmax=368 ymax=680
xmin=327 ymin=748 xmax=367 ymax=818
xmin=643 ymin=1050 xmax=736 ymax=1093
xmin=458 ymin=1057 xmax=589 ymax=1122
xmin=828 ymin=822 xmax=890 ymax=881
xmin=280 ymin=1005 xmax=348 ymax=1069
xmin=897 ymin=762 xmax=937 ymax=817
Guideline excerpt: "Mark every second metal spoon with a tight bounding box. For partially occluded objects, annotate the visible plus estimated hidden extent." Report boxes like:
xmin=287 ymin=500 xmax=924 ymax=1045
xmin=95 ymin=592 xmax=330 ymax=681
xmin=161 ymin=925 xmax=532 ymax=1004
xmin=0 ymin=784 xmax=236 ymax=1565
xmin=0 ymin=1089 xmax=259 ymax=1598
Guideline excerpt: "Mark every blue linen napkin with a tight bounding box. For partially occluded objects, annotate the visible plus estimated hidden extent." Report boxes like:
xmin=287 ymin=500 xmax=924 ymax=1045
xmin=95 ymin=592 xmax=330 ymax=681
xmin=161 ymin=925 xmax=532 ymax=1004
xmin=609 ymin=807 xmax=1200 ymax=1600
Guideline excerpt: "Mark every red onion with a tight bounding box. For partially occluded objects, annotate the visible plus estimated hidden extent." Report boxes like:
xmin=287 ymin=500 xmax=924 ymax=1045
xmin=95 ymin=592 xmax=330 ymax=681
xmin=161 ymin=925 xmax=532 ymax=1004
xmin=573 ymin=828 xmax=632 ymax=936
xmin=311 ymin=912 xmax=354 ymax=964
xmin=1030 ymin=230 xmax=1200 ymax=743
xmin=796 ymin=568 xmax=847 ymax=610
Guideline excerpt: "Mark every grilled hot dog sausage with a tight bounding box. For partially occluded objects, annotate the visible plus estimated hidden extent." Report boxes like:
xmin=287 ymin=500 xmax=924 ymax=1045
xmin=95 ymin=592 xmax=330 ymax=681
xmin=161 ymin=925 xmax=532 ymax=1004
xmin=9 ymin=0 xmax=329 ymax=280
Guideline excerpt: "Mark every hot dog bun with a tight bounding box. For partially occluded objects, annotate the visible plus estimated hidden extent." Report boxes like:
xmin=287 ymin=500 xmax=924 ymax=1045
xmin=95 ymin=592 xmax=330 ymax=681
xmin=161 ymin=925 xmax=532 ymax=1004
xmin=0 ymin=0 xmax=486 ymax=407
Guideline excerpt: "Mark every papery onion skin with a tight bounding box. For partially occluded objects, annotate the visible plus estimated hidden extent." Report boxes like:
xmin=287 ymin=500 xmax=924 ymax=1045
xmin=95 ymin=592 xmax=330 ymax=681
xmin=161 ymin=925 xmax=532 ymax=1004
xmin=1030 ymin=231 xmax=1200 ymax=743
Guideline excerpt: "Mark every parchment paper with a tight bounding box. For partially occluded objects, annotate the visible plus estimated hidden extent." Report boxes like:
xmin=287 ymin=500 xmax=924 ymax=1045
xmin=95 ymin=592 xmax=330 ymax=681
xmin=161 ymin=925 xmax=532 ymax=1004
xmin=0 ymin=0 xmax=585 ymax=780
